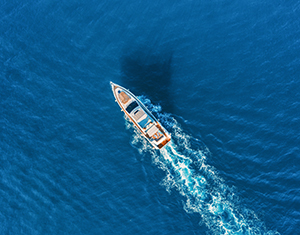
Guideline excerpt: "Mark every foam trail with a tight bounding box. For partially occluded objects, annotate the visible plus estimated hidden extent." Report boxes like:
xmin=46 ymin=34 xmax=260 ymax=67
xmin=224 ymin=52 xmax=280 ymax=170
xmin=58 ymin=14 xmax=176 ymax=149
xmin=161 ymin=141 xmax=250 ymax=234
xmin=127 ymin=97 xmax=280 ymax=235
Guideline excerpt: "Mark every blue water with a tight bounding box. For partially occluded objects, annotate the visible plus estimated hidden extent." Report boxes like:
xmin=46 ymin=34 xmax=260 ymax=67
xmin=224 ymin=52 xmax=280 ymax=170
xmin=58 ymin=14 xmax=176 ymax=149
xmin=1 ymin=0 xmax=299 ymax=234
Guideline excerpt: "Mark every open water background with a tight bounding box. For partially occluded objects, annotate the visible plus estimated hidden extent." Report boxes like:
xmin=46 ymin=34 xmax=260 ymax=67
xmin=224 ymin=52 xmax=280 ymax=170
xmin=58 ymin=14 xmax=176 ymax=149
xmin=1 ymin=0 xmax=300 ymax=234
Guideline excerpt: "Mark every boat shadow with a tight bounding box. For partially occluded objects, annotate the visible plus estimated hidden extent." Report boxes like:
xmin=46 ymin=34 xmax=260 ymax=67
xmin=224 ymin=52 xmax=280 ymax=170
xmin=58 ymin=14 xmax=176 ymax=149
xmin=120 ymin=48 xmax=174 ymax=114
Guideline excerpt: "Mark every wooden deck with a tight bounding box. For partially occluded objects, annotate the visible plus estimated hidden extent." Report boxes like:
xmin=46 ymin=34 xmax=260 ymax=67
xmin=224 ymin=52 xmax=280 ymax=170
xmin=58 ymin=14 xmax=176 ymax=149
xmin=119 ymin=91 xmax=130 ymax=104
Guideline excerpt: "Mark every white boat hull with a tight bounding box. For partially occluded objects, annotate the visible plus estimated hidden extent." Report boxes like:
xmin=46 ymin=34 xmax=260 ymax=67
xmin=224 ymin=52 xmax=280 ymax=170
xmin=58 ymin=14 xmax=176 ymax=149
xmin=110 ymin=82 xmax=171 ymax=149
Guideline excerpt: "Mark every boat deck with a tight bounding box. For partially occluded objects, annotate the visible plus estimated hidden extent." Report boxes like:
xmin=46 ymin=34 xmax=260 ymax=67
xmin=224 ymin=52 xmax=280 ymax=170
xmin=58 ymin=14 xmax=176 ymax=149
xmin=111 ymin=82 xmax=171 ymax=149
xmin=119 ymin=91 xmax=130 ymax=104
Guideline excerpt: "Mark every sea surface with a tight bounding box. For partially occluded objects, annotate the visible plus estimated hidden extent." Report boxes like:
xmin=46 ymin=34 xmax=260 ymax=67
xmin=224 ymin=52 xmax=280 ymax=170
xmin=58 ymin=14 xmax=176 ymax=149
xmin=1 ymin=0 xmax=300 ymax=234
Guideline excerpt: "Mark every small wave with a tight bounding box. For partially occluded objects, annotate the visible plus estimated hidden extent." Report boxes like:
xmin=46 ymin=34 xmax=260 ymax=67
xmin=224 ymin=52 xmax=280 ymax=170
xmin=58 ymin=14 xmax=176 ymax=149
xmin=125 ymin=97 xmax=280 ymax=235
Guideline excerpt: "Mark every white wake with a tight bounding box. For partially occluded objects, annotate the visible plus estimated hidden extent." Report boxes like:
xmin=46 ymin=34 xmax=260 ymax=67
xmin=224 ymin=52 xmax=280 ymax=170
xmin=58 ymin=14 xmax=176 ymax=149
xmin=125 ymin=97 xmax=279 ymax=235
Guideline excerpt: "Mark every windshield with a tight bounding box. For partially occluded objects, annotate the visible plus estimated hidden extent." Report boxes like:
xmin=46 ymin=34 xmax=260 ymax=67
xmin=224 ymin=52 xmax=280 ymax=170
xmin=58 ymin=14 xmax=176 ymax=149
xmin=126 ymin=101 xmax=139 ymax=113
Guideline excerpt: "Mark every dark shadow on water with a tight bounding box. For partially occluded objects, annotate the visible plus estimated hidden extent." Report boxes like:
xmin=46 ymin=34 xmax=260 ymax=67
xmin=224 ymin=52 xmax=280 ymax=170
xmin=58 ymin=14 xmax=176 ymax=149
xmin=120 ymin=48 xmax=174 ymax=113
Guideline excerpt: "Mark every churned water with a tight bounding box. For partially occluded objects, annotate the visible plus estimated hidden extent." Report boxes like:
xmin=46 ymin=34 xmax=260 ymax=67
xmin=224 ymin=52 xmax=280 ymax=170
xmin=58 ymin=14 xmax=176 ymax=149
xmin=1 ymin=0 xmax=299 ymax=234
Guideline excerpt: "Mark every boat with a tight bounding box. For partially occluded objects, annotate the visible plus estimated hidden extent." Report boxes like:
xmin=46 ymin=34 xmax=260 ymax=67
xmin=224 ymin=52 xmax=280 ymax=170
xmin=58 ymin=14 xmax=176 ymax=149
xmin=110 ymin=82 xmax=171 ymax=149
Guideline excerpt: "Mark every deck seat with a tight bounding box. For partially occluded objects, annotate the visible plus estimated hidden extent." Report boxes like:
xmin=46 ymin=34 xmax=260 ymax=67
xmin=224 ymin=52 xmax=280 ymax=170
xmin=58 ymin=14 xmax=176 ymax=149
xmin=119 ymin=91 xmax=130 ymax=104
xmin=133 ymin=109 xmax=146 ymax=122
xmin=146 ymin=125 xmax=159 ymax=137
